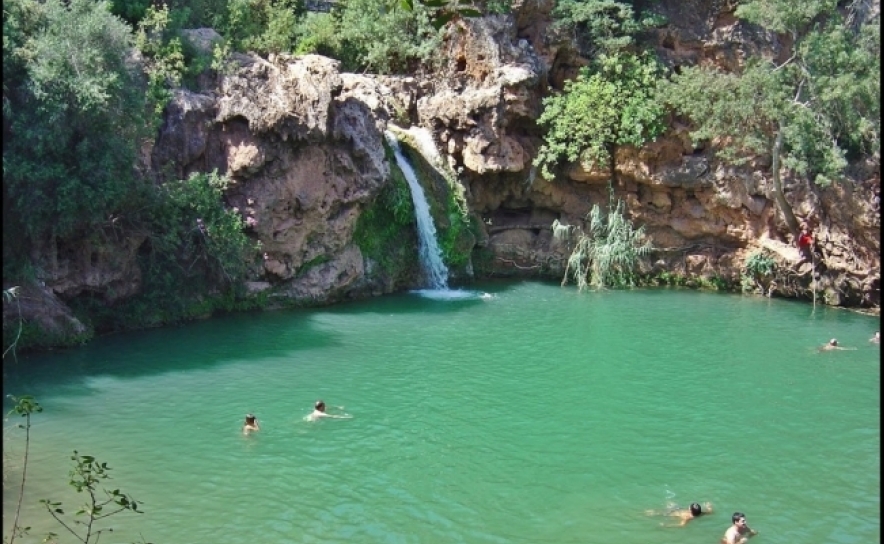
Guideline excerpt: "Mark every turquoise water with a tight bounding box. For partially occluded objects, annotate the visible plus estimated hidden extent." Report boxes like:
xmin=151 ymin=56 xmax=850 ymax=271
xmin=3 ymin=282 xmax=879 ymax=544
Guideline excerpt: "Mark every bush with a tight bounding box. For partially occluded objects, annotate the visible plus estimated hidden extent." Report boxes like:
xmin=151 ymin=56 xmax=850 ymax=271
xmin=333 ymin=0 xmax=443 ymax=74
xmin=352 ymin=153 xmax=418 ymax=278
xmin=70 ymin=171 xmax=259 ymax=331
xmin=561 ymin=197 xmax=652 ymax=290
xmin=535 ymin=51 xmax=666 ymax=180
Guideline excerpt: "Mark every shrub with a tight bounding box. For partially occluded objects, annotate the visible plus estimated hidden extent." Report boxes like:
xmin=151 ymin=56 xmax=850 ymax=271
xmin=561 ymin=197 xmax=652 ymax=290
xmin=535 ymin=51 xmax=666 ymax=180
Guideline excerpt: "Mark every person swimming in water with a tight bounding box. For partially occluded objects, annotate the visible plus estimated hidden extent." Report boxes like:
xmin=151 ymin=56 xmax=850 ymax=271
xmin=819 ymin=338 xmax=855 ymax=352
xmin=305 ymin=400 xmax=351 ymax=422
xmin=870 ymin=332 xmax=880 ymax=344
xmin=722 ymin=512 xmax=758 ymax=544
xmin=242 ymin=413 xmax=260 ymax=435
xmin=646 ymin=501 xmax=713 ymax=527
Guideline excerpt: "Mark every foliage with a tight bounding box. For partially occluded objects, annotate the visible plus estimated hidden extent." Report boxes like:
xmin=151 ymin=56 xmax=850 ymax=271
xmin=551 ymin=0 xmax=665 ymax=57
xmin=40 ymin=452 xmax=146 ymax=544
xmin=535 ymin=51 xmax=666 ymax=179
xmin=353 ymin=151 xmax=418 ymax=277
xmin=399 ymin=0 xmax=489 ymax=28
xmin=741 ymin=250 xmax=777 ymax=293
xmin=135 ymin=4 xmax=185 ymax=118
xmin=438 ymin=192 xmax=477 ymax=269
xmin=211 ymin=41 xmax=240 ymax=76
xmin=333 ymin=0 xmax=444 ymax=74
xmin=648 ymin=271 xmax=689 ymax=287
xmin=292 ymin=12 xmax=341 ymax=57
xmin=658 ymin=1 xmax=879 ymax=188
xmin=561 ymin=197 xmax=652 ymax=290
xmin=108 ymin=0 xmax=151 ymax=26
xmin=141 ymin=172 xmax=254 ymax=318
xmin=6 ymin=395 xmax=149 ymax=544
xmin=3 ymin=0 xmax=151 ymax=243
xmin=5 ymin=395 xmax=42 ymax=544
xmin=214 ymin=0 xmax=305 ymax=55
xmin=69 ymin=171 xmax=259 ymax=331
xmin=743 ymin=251 xmax=777 ymax=278
xmin=734 ymin=0 xmax=837 ymax=34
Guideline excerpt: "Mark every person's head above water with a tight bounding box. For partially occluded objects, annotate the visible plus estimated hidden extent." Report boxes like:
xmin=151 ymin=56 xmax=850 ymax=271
xmin=315 ymin=400 xmax=326 ymax=412
xmin=689 ymin=503 xmax=702 ymax=516
xmin=245 ymin=413 xmax=256 ymax=423
xmin=829 ymin=338 xmax=838 ymax=346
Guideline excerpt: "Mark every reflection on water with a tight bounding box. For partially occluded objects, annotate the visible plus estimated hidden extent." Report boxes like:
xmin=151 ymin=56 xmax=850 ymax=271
xmin=409 ymin=288 xmax=494 ymax=301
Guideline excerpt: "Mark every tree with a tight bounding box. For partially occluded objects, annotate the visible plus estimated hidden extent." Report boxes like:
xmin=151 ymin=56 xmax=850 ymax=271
xmin=658 ymin=0 xmax=880 ymax=238
xmin=534 ymin=51 xmax=666 ymax=180
xmin=551 ymin=0 xmax=664 ymax=58
xmin=3 ymin=0 xmax=152 ymax=242
xmin=335 ymin=0 xmax=443 ymax=74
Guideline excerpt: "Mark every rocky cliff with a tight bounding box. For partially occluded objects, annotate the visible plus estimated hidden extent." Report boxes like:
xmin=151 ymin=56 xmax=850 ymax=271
xmin=7 ymin=0 xmax=879 ymax=346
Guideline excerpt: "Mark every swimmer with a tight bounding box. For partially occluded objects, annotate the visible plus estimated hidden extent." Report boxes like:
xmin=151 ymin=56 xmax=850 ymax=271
xmin=818 ymin=338 xmax=855 ymax=352
xmin=647 ymin=501 xmax=713 ymax=527
xmin=242 ymin=413 xmax=260 ymax=435
xmin=305 ymin=400 xmax=351 ymax=422
xmin=870 ymin=332 xmax=879 ymax=344
xmin=722 ymin=512 xmax=758 ymax=544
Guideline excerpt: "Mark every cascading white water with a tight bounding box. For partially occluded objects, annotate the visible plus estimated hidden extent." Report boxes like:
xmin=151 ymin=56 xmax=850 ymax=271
xmin=384 ymin=130 xmax=449 ymax=290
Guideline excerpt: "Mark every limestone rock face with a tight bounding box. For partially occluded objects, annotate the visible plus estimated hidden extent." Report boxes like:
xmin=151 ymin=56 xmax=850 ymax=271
xmin=418 ymin=15 xmax=544 ymax=176
xmin=27 ymin=230 xmax=146 ymax=304
xmin=13 ymin=0 xmax=879 ymax=345
xmin=460 ymin=0 xmax=878 ymax=309
xmin=188 ymin=54 xmax=393 ymax=304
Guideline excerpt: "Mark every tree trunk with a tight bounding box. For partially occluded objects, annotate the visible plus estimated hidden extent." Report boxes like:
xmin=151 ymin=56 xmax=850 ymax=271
xmin=771 ymin=125 xmax=801 ymax=237
xmin=608 ymin=143 xmax=617 ymax=189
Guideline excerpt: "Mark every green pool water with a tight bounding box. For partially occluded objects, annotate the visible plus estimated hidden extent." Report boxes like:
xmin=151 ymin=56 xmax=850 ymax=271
xmin=3 ymin=282 xmax=879 ymax=544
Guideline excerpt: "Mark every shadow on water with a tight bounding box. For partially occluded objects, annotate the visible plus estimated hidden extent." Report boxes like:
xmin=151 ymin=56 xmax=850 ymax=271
xmin=2 ymin=306 xmax=341 ymax=402
xmin=1 ymin=280 xmax=522 ymax=403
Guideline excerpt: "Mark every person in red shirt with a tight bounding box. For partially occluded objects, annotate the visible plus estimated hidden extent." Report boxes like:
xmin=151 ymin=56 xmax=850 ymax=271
xmin=796 ymin=222 xmax=814 ymax=263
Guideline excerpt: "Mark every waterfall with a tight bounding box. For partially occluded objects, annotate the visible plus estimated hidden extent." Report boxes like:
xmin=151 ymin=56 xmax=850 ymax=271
xmin=384 ymin=130 xmax=449 ymax=290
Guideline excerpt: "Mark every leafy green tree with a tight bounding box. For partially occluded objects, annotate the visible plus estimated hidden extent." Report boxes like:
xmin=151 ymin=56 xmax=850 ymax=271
xmin=292 ymin=12 xmax=342 ymax=57
xmin=398 ymin=0 xmax=486 ymax=29
xmin=98 ymin=171 xmax=258 ymax=329
xmin=135 ymin=4 xmax=186 ymax=118
xmin=108 ymin=0 xmax=153 ymax=26
xmin=3 ymin=0 xmax=151 ymax=243
xmin=334 ymin=0 xmax=443 ymax=74
xmin=551 ymin=0 xmax=664 ymax=57
xmin=215 ymin=0 xmax=305 ymax=55
xmin=658 ymin=0 xmax=879 ymax=236
xmin=534 ymin=51 xmax=666 ymax=180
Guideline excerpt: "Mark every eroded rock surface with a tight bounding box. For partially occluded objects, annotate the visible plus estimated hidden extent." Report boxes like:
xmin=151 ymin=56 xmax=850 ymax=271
xmin=11 ymin=0 xmax=879 ymax=345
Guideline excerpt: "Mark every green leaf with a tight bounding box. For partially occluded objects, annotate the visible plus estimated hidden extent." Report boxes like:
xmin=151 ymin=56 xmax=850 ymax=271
xmin=432 ymin=12 xmax=455 ymax=29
